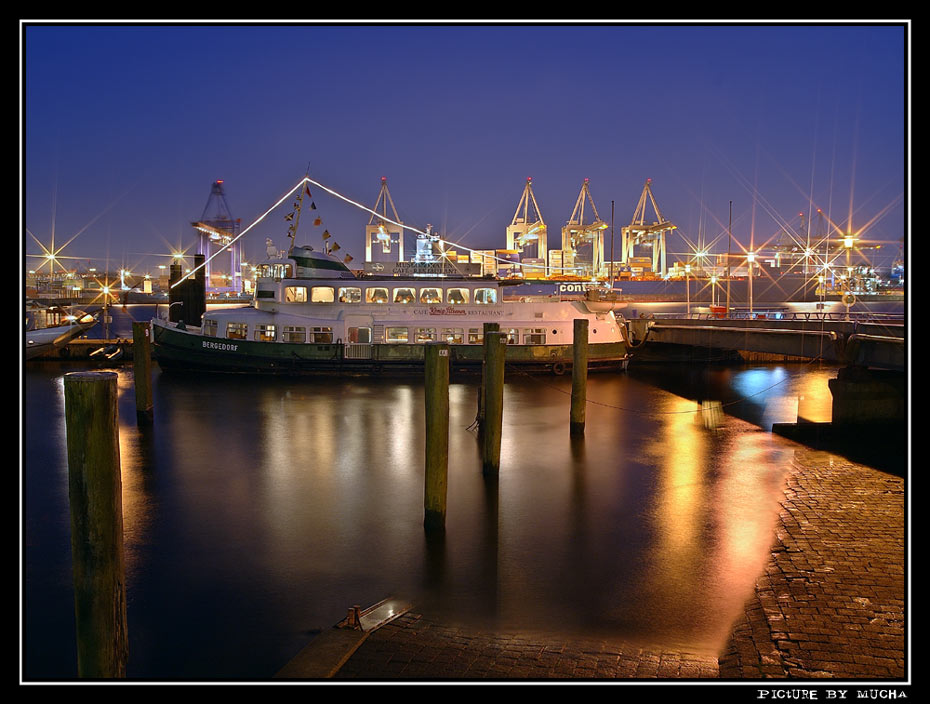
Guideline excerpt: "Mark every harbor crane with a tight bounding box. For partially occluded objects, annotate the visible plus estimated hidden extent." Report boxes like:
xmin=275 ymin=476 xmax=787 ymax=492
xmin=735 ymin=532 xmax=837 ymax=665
xmin=561 ymin=178 xmax=608 ymax=277
xmin=621 ymin=179 xmax=675 ymax=277
xmin=506 ymin=177 xmax=548 ymax=275
xmin=365 ymin=177 xmax=405 ymax=263
xmin=191 ymin=180 xmax=243 ymax=293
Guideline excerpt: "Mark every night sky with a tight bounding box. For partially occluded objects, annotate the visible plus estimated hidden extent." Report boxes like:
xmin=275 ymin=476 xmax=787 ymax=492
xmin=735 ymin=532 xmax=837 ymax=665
xmin=22 ymin=22 xmax=908 ymax=277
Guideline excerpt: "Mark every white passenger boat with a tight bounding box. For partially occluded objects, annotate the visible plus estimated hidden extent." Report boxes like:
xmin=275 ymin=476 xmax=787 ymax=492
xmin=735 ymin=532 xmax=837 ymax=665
xmin=25 ymin=300 xmax=98 ymax=360
xmin=151 ymin=245 xmax=630 ymax=375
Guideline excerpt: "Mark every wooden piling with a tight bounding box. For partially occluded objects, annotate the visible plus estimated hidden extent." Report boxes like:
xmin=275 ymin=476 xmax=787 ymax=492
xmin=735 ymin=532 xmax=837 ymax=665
xmin=63 ymin=371 xmax=128 ymax=678
xmin=424 ymin=343 xmax=450 ymax=531
xmin=570 ymin=318 xmax=588 ymax=436
xmin=482 ymin=331 xmax=506 ymax=475
xmin=132 ymin=321 xmax=154 ymax=424
xmin=476 ymin=322 xmax=500 ymax=440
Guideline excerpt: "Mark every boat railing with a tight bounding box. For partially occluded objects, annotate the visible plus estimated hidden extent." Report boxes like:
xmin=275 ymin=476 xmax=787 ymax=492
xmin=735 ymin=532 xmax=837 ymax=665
xmin=646 ymin=310 xmax=904 ymax=323
xmin=344 ymin=343 xmax=373 ymax=360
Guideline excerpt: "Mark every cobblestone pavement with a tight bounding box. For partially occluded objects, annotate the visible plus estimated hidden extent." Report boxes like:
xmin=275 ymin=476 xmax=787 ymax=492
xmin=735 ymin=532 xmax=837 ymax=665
xmin=334 ymin=447 xmax=907 ymax=682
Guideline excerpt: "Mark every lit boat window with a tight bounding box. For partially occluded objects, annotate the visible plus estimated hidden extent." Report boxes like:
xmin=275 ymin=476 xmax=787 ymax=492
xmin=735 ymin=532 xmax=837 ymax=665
xmin=442 ymin=328 xmax=464 ymax=344
xmin=393 ymin=287 xmax=416 ymax=304
xmin=386 ymin=327 xmax=409 ymax=343
xmin=311 ymin=286 xmax=335 ymax=303
xmin=203 ymin=319 xmax=218 ymax=337
xmin=415 ymin=327 xmax=436 ymax=342
xmin=505 ymin=328 xmax=519 ymax=344
xmin=419 ymin=287 xmax=442 ymax=304
xmin=447 ymin=288 xmax=469 ymax=305
xmin=283 ymin=326 xmax=306 ymax=342
xmin=338 ymin=287 xmax=362 ymax=303
xmin=260 ymin=263 xmax=292 ymax=279
xmin=255 ymin=324 xmax=277 ymax=342
xmin=468 ymin=328 xmax=483 ymax=344
xmin=475 ymin=288 xmax=497 ymax=305
xmin=226 ymin=322 xmax=248 ymax=339
xmin=285 ymin=286 xmax=308 ymax=302
xmin=310 ymin=326 xmax=333 ymax=343
xmin=366 ymin=287 xmax=388 ymax=304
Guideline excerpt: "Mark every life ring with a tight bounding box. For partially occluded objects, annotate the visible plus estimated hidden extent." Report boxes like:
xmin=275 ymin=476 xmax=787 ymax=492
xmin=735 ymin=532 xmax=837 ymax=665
xmin=841 ymin=292 xmax=856 ymax=307
xmin=551 ymin=362 xmax=566 ymax=376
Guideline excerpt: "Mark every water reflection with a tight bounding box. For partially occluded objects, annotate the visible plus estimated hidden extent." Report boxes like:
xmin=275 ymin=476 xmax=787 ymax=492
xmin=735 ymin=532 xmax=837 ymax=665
xmin=26 ymin=364 xmax=809 ymax=679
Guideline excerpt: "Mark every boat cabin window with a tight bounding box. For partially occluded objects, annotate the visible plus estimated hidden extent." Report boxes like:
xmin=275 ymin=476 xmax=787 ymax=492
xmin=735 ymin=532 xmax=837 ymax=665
xmin=285 ymin=286 xmax=308 ymax=303
xmin=256 ymin=290 xmax=276 ymax=299
xmin=226 ymin=322 xmax=248 ymax=340
xmin=468 ymin=328 xmax=483 ymax=344
xmin=203 ymin=319 xmax=218 ymax=337
xmin=348 ymin=326 xmax=371 ymax=343
xmin=338 ymin=286 xmax=362 ymax=303
xmin=442 ymin=328 xmax=464 ymax=344
xmin=385 ymin=326 xmax=409 ymax=343
xmin=475 ymin=288 xmax=497 ymax=305
xmin=311 ymin=286 xmax=335 ymax=303
xmin=447 ymin=287 xmax=469 ymax=305
xmin=419 ymin=287 xmax=442 ymax=304
xmin=309 ymin=326 xmax=333 ymax=343
xmin=415 ymin=327 xmax=436 ymax=343
xmin=505 ymin=328 xmax=519 ymax=344
xmin=255 ymin=324 xmax=277 ymax=342
xmin=393 ymin=287 xmax=415 ymax=304
xmin=366 ymin=287 xmax=389 ymax=304
xmin=524 ymin=328 xmax=547 ymax=344
xmin=283 ymin=326 xmax=306 ymax=342
xmin=260 ymin=263 xmax=293 ymax=280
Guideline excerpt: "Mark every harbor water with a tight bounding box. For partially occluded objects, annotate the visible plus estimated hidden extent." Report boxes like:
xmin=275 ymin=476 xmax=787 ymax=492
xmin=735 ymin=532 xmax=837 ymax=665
xmin=22 ymin=303 xmax=902 ymax=681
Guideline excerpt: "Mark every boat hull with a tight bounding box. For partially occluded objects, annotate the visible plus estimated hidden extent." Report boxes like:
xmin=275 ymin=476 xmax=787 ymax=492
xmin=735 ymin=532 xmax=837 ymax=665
xmin=152 ymin=320 xmax=629 ymax=376
xmin=25 ymin=320 xmax=98 ymax=360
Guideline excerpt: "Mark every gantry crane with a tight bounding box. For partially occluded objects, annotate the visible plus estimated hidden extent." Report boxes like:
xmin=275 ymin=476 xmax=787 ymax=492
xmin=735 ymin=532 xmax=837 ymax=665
xmin=365 ymin=177 xmax=404 ymax=263
xmin=621 ymin=179 xmax=675 ymax=277
xmin=505 ymin=177 xmax=548 ymax=275
xmin=561 ymin=179 xmax=608 ymax=277
xmin=191 ymin=180 xmax=243 ymax=292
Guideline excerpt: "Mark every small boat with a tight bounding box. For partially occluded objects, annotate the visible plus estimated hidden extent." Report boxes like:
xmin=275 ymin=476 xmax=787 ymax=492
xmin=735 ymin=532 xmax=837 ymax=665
xmin=151 ymin=245 xmax=631 ymax=376
xmin=88 ymin=344 xmax=124 ymax=364
xmin=25 ymin=300 xmax=98 ymax=360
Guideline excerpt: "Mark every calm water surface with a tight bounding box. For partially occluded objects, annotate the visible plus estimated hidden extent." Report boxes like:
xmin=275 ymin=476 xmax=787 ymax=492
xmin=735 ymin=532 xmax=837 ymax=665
xmin=23 ymin=347 xmax=848 ymax=681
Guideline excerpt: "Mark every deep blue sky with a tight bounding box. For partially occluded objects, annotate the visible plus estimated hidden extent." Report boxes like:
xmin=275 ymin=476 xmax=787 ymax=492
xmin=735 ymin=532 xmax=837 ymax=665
xmin=23 ymin=22 xmax=908 ymax=276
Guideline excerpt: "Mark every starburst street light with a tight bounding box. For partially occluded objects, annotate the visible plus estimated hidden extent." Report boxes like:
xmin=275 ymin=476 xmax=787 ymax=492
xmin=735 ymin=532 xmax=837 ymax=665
xmin=27 ymin=230 xmax=86 ymax=273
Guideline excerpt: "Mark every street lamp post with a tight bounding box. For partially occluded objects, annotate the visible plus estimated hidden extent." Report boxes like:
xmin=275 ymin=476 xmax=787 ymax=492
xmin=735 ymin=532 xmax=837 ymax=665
xmin=746 ymin=251 xmax=756 ymax=317
xmin=685 ymin=262 xmax=691 ymax=317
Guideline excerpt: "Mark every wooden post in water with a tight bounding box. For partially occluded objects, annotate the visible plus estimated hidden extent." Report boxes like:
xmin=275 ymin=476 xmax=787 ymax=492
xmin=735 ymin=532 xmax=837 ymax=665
xmin=570 ymin=318 xmax=588 ymax=436
xmin=482 ymin=331 xmax=506 ymax=475
xmin=132 ymin=321 xmax=154 ymax=424
xmin=424 ymin=343 xmax=450 ymax=531
xmin=63 ymin=372 xmax=128 ymax=678
xmin=476 ymin=322 xmax=500 ymax=440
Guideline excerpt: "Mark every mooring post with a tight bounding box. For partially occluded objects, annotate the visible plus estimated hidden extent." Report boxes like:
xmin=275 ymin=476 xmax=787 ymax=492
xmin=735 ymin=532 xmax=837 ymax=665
xmin=131 ymin=321 xmax=154 ymax=424
xmin=482 ymin=331 xmax=506 ymax=475
xmin=570 ymin=318 xmax=588 ymax=436
xmin=424 ymin=342 xmax=450 ymax=531
xmin=63 ymin=372 xmax=128 ymax=678
xmin=476 ymin=322 xmax=500 ymax=440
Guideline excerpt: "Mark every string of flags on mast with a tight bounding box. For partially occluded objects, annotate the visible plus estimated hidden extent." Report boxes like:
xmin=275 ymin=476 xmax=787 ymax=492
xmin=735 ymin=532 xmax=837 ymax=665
xmin=285 ymin=182 xmax=354 ymax=265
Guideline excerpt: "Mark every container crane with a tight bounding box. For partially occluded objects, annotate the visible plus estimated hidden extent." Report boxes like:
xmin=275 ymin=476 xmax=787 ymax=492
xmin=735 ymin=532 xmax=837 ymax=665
xmin=365 ymin=177 xmax=404 ymax=263
xmin=621 ymin=179 xmax=675 ymax=277
xmin=191 ymin=180 xmax=243 ymax=293
xmin=506 ymin=177 xmax=548 ymax=275
xmin=561 ymin=179 xmax=608 ymax=277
